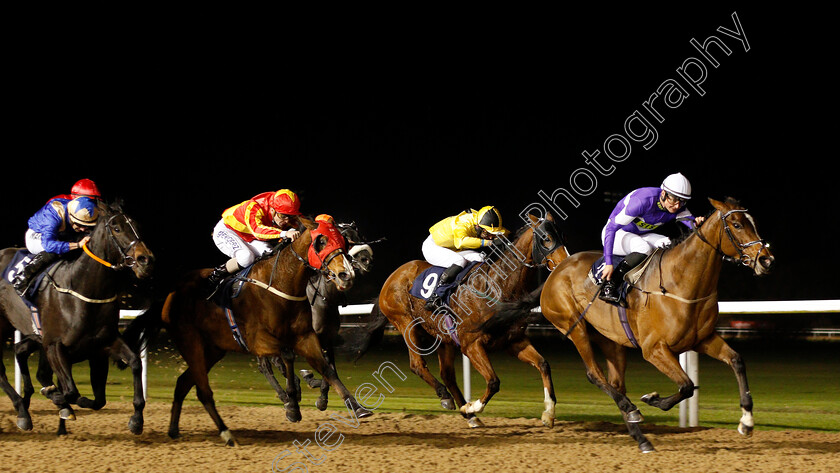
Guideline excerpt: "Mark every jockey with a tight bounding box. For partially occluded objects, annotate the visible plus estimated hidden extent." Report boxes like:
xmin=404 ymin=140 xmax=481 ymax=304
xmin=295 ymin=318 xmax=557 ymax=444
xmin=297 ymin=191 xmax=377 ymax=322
xmin=599 ymin=172 xmax=705 ymax=306
xmin=207 ymin=189 xmax=303 ymax=294
xmin=421 ymin=206 xmax=507 ymax=309
xmin=12 ymin=196 xmax=100 ymax=296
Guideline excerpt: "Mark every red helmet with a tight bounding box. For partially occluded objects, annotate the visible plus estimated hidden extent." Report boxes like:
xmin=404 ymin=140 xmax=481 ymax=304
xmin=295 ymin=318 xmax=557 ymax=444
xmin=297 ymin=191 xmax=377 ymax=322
xmin=71 ymin=179 xmax=102 ymax=199
xmin=269 ymin=189 xmax=302 ymax=216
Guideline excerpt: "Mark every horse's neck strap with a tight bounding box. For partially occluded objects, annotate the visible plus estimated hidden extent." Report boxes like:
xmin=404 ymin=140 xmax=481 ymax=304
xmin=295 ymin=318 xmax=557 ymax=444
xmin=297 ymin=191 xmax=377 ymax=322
xmin=82 ymin=242 xmax=115 ymax=269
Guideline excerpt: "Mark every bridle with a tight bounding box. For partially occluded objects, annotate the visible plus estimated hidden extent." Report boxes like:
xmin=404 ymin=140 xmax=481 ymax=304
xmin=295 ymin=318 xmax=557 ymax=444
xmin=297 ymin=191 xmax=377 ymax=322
xmin=529 ymin=218 xmax=567 ymax=271
xmin=693 ymin=209 xmax=769 ymax=269
xmin=82 ymin=212 xmax=143 ymax=271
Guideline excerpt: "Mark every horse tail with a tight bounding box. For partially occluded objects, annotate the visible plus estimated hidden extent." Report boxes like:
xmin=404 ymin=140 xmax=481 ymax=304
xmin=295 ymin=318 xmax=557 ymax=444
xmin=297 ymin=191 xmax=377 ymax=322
xmin=478 ymin=282 xmax=544 ymax=334
xmin=338 ymin=300 xmax=389 ymax=362
xmin=121 ymin=295 xmax=167 ymax=361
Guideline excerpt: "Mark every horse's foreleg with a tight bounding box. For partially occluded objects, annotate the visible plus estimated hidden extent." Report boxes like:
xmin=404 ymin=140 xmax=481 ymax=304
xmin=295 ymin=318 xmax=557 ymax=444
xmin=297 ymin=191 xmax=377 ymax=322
xmin=437 ymin=342 xmax=464 ymax=410
xmin=107 ymin=337 xmax=144 ymax=434
xmin=565 ymin=323 xmax=654 ymax=453
xmin=638 ymin=341 xmax=694 ymax=412
xmin=44 ymin=342 xmax=78 ymax=430
xmin=76 ymin=354 xmax=109 ymax=410
xmin=509 ymin=339 xmax=556 ymax=428
xmin=295 ymin=332 xmax=371 ymax=420
xmin=695 ymin=333 xmax=754 ymax=436
xmin=258 ymin=355 xmax=301 ymax=422
xmin=458 ymin=342 xmax=499 ymax=419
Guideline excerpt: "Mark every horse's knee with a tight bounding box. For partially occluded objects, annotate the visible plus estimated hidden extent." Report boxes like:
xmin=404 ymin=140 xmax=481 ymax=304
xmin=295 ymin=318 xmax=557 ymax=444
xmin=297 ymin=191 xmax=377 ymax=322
xmin=731 ymin=353 xmax=746 ymax=373
xmin=537 ymin=359 xmax=551 ymax=374
xmin=679 ymin=380 xmax=695 ymax=399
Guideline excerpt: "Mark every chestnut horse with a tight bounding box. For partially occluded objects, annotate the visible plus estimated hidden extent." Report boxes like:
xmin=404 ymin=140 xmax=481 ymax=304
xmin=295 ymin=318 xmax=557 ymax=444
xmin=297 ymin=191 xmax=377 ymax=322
xmin=0 ymin=201 xmax=155 ymax=435
xmin=350 ymin=213 xmax=568 ymax=427
xmin=537 ymin=197 xmax=774 ymax=452
xmin=126 ymin=216 xmax=370 ymax=446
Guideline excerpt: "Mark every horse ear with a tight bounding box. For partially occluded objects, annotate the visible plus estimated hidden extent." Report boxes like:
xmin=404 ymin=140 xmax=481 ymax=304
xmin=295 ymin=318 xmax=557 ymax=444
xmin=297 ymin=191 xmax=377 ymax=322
xmin=708 ymin=197 xmax=726 ymax=211
xmin=299 ymin=215 xmax=316 ymax=230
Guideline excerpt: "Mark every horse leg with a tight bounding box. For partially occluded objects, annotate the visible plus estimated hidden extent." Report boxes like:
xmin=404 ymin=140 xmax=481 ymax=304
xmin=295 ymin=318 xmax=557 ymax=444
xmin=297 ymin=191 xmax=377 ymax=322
xmin=638 ymin=341 xmax=694 ymax=412
xmin=35 ymin=349 xmax=57 ymax=398
xmin=565 ymin=326 xmax=654 ymax=453
xmin=458 ymin=342 xmax=500 ymax=419
xmin=77 ymin=354 xmax=109 ymax=410
xmin=508 ymin=339 xmax=556 ymax=428
xmin=437 ymin=342 xmax=483 ymax=428
xmin=294 ymin=331 xmax=371 ymax=419
xmin=591 ymin=329 xmax=628 ymax=395
xmin=257 ymin=355 xmax=301 ymax=422
xmin=107 ymin=337 xmax=145 ymax=434
xmin=397 ymin=322 xmax=454 ymax=411
xmin=44 ymin=342 xmax=78 ymax=433
xmin=10 ymin=338 xmax=43 ymax=430
xmin=0 ymin=342 xmax=33 ymax=430
xmin=694 ymin=333 xmax=754 ymax=436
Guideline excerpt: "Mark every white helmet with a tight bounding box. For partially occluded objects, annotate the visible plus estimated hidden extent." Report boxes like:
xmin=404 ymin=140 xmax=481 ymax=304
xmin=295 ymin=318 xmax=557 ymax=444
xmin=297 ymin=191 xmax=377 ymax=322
xmin=661 ymin=172 xmax=692 ymax=200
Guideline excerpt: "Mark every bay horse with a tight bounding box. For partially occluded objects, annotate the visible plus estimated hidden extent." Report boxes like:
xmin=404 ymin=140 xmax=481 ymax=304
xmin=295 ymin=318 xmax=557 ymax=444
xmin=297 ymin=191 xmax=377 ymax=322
xmin=0 ymin=201 xmax=155 ymax=435
xmin=536 ymin=197 xmax=774 ymax=452
xmin=349 ymin=212 xmax=568 ymax=428
xmin=126 ymin=216 xmax=370 ymax=446
xmin=257 ymin=221 xmax=378 ymax=415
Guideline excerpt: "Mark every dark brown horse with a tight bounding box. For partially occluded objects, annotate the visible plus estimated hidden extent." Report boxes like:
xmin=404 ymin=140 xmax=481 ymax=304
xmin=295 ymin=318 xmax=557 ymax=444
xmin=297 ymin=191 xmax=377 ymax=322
xmin=127 ymin=216 xmax=370 ymax=446
xmin=0 ymin=201 xmax=155 ymax=435
xmin=536 ymin=197 xmax=774 ymax=452
xmin=350 ymin=213 xmax=568 ymax=427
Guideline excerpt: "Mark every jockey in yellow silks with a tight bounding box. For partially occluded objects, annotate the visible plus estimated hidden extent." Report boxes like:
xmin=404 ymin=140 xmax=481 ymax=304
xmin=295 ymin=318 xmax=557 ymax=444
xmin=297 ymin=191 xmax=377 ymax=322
xmin=421 ymin=206 xmax=507 ymax=309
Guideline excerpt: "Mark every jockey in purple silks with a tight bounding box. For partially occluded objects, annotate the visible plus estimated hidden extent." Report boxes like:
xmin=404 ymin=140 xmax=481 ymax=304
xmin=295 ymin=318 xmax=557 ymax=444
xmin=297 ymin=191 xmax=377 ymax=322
xmin=599 ymin=172 xmax=706 ymax=306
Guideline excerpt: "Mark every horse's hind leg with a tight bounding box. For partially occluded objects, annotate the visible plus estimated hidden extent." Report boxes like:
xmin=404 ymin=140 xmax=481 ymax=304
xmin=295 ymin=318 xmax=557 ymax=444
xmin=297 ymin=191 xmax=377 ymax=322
xmin=591 ymin=329 xmax=628 ymax=395
xmin=43 ymin=342 xmax=79 ymax=434
xmin=76 ymin=354 xmax=109 ymax=410
xmin=0 ymin=341 xmax=33 ymax=430
xmin=396 ymin=321 xmax=454 ymax=412
xmin=508 ymin=339 xmax=556 ymax=428
xmin=175 ymin=338 xmax=234 ymax=445
xmin=694 ymin=333 xmax=754 ymax=436
xmin=637 ymin=341 xmax=694 ymax=412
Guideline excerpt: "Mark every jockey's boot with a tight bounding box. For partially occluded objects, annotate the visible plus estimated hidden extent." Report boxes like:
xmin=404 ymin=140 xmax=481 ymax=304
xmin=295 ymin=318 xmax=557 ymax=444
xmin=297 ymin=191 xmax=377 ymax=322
xmin=599 ymin=252 xmax=646 ymax=307
xmin=424 ymin=264 xmax=462 ymax=311
xmin=12 ymin=252 xmax=59 ymax=297
xmin=206 ymin=258 xmax=240 ymax=300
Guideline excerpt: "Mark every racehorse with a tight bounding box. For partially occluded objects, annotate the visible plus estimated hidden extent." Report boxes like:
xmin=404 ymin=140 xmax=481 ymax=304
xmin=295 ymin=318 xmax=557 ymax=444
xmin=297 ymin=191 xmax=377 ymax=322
xmin=258 ymin=221 xmax=378 ymax=416
xmin=536 ymin=197 xmax=774 ymax=452
xmin=0 ymin=201 xmax=155 ymax=435
xmin=126 ymin=216 xmax=370 ymax=446
xmin=349 ymin=212 xmax=568 ymax=428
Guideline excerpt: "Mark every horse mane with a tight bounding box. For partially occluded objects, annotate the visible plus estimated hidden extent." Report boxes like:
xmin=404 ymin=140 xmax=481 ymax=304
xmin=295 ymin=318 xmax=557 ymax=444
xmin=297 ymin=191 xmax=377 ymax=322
xmin=664 ymin=196 xmax=742 ymax=248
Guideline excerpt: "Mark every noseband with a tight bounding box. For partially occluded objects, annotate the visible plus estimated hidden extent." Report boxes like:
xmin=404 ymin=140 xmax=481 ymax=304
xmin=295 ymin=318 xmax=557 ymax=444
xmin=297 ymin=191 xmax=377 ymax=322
xmin=694 ymin=209 xmax=769 ymax=269
xmin=530 ymin=219 xmax=566 ymax=271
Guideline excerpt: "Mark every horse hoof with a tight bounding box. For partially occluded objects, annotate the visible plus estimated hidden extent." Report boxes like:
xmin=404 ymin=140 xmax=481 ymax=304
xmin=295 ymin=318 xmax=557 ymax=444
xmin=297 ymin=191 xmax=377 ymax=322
xmin=355 ymin=407 xmax=373 ymax=419
xmin=40 ymin=385 xmax=57 ymax=396
xmin=640 ymin=392 xmax=659 ymax=406
xmin=168 ymin=429 xmax=180 ymax=439
xmin=300 ymin=369 xmax=313 ymax=380
xmin=129 ymin=418 xmax=144 ymax=435
xmin=623 ymin=409 xmax=644 ymax=423
xmin=17 ymin=417 xmax=33 ymax=431
xmin=738 ymin=422 xmax=753 ymax=437
xmin=541 ymin=411 xmax=555 ymax=428
xmin=77 ymin=396 xmax=94 ymax=409
xmin=639 ymin=441 xmax=656 ymax=453
xmin=220 ymin=429 xmax=238 ymax=447
xmin=467 ymin=417 xmax=484 ymax=428
xmin=59 ymin=408 xmax=76 ymax=421
xmin=285 ymin=405 xmax=302 ymax=423
xmin=440 ymin=399 xmax=456 ymax=410
xmin=315 ymin=398 xmax=328 ymax=411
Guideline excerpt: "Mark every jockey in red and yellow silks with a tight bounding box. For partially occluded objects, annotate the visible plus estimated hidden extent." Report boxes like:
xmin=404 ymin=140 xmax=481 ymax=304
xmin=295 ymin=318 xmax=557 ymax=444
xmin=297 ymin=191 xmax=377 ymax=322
xmin=207 ymin=189 xmax=303 ymax=296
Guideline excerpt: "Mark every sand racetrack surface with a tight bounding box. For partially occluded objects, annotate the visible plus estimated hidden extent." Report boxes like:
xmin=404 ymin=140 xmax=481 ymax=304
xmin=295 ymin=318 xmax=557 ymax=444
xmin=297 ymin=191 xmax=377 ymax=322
xmin=1 ymin=399 xmax=838 ymax=472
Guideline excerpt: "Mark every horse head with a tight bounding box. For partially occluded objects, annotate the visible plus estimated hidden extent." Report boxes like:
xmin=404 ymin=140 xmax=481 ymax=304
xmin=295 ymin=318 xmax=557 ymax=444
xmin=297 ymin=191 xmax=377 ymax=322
xmin=338 ymin=222 xmax=375 ymax=275
xmin=301 ymin=216 xmax=355 ymax=292
xmin=707 ymin=198 xmax=774 ymax=276
xmin=525 ymin=211 xmax=569 ymax=271
xmin=90 ymin=201 xmax=155 ymax=279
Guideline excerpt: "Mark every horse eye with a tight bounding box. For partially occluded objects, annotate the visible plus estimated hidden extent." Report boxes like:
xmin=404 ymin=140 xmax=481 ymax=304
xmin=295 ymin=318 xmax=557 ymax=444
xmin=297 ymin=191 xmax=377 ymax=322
xmin=732 ymin=223 xmax=742 ymax=230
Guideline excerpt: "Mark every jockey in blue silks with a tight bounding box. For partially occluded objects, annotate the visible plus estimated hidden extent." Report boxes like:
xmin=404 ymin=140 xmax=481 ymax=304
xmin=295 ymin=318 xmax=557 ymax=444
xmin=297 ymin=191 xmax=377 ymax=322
xmin=12 ymin=196 xmax=99 ymax=296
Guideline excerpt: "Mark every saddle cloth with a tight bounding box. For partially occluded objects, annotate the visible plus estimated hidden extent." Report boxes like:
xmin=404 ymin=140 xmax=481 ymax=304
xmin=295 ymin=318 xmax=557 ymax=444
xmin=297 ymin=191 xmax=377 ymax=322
xmin=409 ymin=261 xmax=480 ymax=306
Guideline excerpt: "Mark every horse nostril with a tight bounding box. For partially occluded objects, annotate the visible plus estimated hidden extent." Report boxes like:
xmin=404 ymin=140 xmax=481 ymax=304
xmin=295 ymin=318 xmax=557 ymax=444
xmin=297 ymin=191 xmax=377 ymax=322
xmin=339 ymin=272 xmax=351 ymax=282
xmin=760 ymin=256 xmax=774 ymax=270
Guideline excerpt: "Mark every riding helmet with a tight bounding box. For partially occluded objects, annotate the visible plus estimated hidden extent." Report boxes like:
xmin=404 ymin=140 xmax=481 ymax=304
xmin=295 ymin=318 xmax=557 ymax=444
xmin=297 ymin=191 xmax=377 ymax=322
xmin=661 ymin=173 xmax=692 ymax=200
xmin=68 ymin=196 xmax=100 ymax=226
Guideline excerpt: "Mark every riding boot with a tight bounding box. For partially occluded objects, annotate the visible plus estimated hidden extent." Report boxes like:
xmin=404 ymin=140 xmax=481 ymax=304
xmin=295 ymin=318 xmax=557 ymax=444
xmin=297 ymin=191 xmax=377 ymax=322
xmin=599 ymin=252 xmax=646 ymax=307
xmin=206 ymin=258 xmax=240 ymax=299
xmin=424 ymin=264 xmax=463 ymax=310
xmin=12 ymin=252 xmax=59 ymax=297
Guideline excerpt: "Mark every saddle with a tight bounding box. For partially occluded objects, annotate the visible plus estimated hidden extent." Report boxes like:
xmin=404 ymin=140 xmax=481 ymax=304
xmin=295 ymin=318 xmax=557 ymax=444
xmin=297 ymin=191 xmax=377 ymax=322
xmin=409 ymin=262 xmax=480 ymax=307
xmin=587 ymin=250 xmax=659 ymax=289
